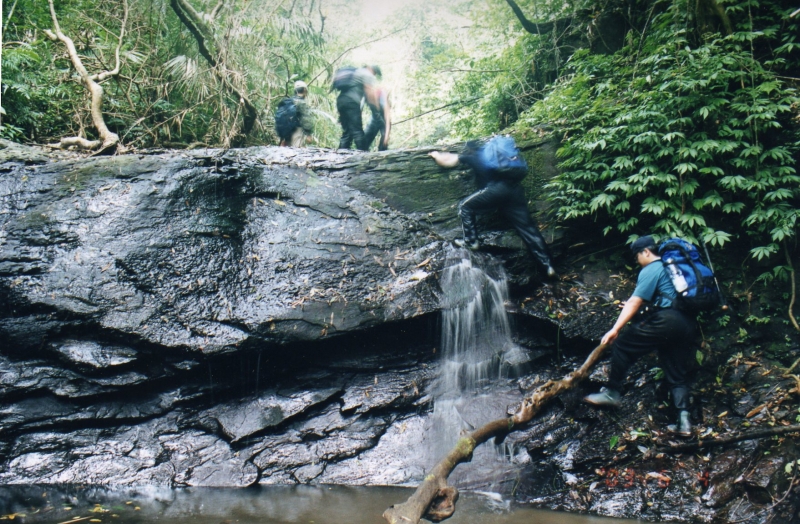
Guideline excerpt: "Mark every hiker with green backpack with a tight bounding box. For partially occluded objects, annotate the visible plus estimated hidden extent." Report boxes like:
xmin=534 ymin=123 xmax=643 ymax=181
xmin=430 ymin=136 xmax=556 ymax=278
xmin=584 ymin=235 xmax=721 ymax=437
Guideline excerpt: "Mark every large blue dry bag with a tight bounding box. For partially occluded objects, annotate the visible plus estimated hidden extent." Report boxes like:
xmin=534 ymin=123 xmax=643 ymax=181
xmin=658 ymin=237 xmax=720 ymax=314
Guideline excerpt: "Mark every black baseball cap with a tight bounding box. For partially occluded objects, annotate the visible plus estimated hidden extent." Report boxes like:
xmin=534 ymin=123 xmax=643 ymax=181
xmin=630 ymin=235 xmax=657 ymax=255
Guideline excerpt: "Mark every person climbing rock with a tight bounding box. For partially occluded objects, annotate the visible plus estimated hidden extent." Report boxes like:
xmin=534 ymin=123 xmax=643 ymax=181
xmin=583 ymin=235 xmax=698 ymax=437
xmin=332 ymin=65 xmax=379 ymax=150
xmin=429 ymin=138 xmax=556 ymax=278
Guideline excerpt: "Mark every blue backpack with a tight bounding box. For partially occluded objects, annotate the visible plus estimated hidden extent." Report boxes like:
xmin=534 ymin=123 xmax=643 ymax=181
xmin=658 ymin=238 xmax=720 ymax=314
xmin=476 ymin=135 xmax=528 ymax=182
xmin=275 ymin=97 xmax=299 ymax=140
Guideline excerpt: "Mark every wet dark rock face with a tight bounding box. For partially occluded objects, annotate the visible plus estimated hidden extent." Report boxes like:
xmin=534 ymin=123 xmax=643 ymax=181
xmin=0 ymin=140 xmax=468 ymax=488
xmin=0 ymin=145 xmax=444 ymax=354
xmin=0 ymin=140 xmax=559 ymax=490
xmin=2 ymin=140 xmax=798 ymax=523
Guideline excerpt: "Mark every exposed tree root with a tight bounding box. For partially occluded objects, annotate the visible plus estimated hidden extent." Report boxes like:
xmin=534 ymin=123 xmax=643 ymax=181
xmin=382 ymin=343 xmax=609 ymax=524
xmin=49 ymin=137 xmax=102 ymax=151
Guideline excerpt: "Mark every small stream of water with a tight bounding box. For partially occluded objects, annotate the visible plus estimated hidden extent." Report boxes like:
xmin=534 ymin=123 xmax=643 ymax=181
xmin=0 ymin=485 xmax=641 ymax=524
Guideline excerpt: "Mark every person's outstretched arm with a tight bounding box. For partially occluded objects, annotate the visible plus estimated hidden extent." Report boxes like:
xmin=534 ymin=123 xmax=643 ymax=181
xmin=429 ymin=151 xmax=460 ymax=168
xmin=601 ymin=296 xmax=643 ymax=345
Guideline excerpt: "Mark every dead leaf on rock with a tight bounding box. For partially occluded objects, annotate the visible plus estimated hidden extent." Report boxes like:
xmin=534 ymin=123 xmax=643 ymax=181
xmin=646 ymin=472 xmax=672 ymax=487
xmin=746 ymin=404 xmax=768 ymax=418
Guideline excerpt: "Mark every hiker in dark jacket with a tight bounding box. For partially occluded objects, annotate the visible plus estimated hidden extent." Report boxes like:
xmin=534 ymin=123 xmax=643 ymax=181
xmin=583 ymin=235 xmax=697 ymax=437
xmin=429 ymin=141 xmax=556 ymax=278
xmin=334 ymin=65 xmax=379 ymax=150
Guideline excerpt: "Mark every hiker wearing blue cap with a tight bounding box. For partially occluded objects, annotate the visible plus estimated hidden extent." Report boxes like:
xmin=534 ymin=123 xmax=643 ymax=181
xmin=583 ymin=235 xmax=697 ymax=437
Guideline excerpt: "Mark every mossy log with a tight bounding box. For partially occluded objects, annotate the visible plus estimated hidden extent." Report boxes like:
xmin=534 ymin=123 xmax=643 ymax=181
xmin=382 ymin=342 xmax=609 ymax=524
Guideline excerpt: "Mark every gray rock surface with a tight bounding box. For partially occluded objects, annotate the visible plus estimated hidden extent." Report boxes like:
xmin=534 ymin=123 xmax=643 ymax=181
xmin=0 ymin=142 xmax=553 ymax=489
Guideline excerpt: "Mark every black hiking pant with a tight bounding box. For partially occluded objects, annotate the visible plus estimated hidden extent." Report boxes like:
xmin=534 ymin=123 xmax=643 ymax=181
xmin=337 ymin=96 xmax=365 ymax=150
xmin=363 ymin=113 xmax=388 ymax=151
xmin=607 ymin=308 xmax=697 ymax=410
xmin=458 ymin=180 xmax=553 ymax=271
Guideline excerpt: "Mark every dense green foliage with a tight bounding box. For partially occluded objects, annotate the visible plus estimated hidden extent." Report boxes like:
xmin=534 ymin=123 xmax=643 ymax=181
xmin=1 ymin=0 xmax=337 ymax=147
xmin=515 ymin=0 xmax=799 ymax=279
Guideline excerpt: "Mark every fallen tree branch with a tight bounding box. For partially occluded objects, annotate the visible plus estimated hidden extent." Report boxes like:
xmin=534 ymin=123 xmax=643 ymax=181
xmin=382 ymin=342 xmax=609 ymax=524
xmin=658 ymin=424 xmax=800 ymax=453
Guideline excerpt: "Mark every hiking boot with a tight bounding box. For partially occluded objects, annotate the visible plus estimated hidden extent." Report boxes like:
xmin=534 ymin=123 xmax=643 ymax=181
xmin=667 ymin=410 xmax=692 ymax=438
xmin=583 ymin=387 xmax=621 ymax=408
xmin=454 ymin=238 xmax=480 ymax=251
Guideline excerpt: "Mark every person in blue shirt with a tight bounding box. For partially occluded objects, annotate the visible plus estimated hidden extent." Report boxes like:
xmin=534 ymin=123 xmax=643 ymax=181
xmin=584 ymin=235 xmax=697 ymax=437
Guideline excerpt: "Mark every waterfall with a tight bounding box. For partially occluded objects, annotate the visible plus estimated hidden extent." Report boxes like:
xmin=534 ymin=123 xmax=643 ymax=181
xmin=427 ymin=246 xmax=524 ymax=475
xmin=438 ymin=247 xmax=513 ymax=397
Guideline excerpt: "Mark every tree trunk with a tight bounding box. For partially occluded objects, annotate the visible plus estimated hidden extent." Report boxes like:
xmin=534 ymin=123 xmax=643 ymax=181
xmin=45 ymin=0 xmax=126 ymax=152
xmin=169 ymin=0 xmax=257 ymax=145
